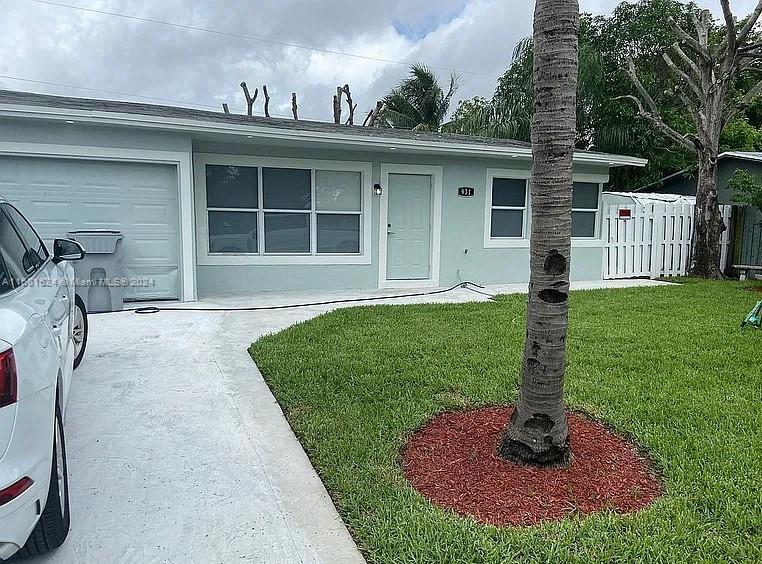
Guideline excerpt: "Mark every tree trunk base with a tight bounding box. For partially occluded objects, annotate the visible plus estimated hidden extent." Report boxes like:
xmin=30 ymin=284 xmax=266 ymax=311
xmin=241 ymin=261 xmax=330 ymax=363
xmin=687 ymin=265 xmax=724 ymax=279
xmin=497 ymin=436 xmax=572 ymax=469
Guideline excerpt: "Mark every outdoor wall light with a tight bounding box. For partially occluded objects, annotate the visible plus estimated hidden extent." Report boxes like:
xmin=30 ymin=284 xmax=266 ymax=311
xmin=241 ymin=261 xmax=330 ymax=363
xmin=373 ymin=183 xmax=383 ymax=196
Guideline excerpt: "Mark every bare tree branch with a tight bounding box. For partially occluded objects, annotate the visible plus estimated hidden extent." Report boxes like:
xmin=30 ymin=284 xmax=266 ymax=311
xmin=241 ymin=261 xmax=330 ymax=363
xmin=716 ymin=0 xmax=737 ymax=59
xmin=342 ymin=84 xmax=355 ymax=125
xmin=691 ymin=10 xmax=711 ymax=50
xmin=625 ymin=58 xmax=660 ymax=114
xmin=362 ymin=108 xmax=373 ymax=126
xmin=669 ymin=17 xmax=710 ymax=62
xmin=333 ymin=86 xmax=343 ymax=124
xmin=622 ymin=57 xmax=700 ymax=152
xmin=366 ymin=100 xmax=384 ymax=127
xmin=663 ymin=52 xmax=703 ymax=101
xmin=345 ymin=104 xmax=357 ymax=125
xmin=240 ymin=82 xmax=258 ymax=116
xmin=262 ymin=85 xmax=271 ymax=118
xmin=291 ymin=92 xmax=299 ymax=120
xmin=737 ymin=0 xmax=762 ymax=44
xmin=222 ymin=103 xmax=229 ymax=114
xmin=617 ymin=94 xmax=698 ymax=152
xmin=672 ymin=43 xmax=703 ymax=80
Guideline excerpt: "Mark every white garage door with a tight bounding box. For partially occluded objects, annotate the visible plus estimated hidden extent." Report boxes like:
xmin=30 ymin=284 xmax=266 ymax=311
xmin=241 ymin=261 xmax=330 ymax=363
xmin=0 ymin=156 xmax=180 ymax=300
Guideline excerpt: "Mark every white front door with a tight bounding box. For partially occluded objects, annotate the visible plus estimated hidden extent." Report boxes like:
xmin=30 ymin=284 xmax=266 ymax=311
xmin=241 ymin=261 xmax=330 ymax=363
xmin=379 ymin=164 xmax=442 ymax=289
xmin=385 ymin=173 xmax=433 ymax=281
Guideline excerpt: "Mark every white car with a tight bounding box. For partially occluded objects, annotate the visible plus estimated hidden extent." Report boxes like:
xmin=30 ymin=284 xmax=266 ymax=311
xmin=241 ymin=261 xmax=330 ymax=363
xmin=0 ymin=199 xmax=88 ymax=560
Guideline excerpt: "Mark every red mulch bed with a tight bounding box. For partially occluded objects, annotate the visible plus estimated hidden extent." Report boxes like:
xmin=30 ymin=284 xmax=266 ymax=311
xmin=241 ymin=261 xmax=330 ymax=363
xmin=402 ymin=406 xmax=662 ymax=526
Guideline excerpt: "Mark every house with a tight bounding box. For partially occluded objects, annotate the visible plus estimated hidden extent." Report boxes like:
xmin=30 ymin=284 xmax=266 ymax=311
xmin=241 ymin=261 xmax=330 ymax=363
xmin=0 ymin=89 xmax=647 ymax=302
xmin=645 ymin=151 xmax=762 ymax=268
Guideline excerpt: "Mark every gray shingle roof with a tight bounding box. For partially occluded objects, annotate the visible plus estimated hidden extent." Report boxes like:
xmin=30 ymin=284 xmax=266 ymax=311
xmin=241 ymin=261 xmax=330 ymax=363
xmin=0 ymin=89 xmax=532 ymax=150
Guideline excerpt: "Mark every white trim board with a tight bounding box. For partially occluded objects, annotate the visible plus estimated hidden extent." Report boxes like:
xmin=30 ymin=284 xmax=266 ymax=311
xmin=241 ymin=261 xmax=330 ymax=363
xmin=194 ymin=153 xmax=373 ymax=266
xmin=0 ymin=142 xmax=197 ymax=302
xmin=378 ymin=163 xmax=443 ymax=289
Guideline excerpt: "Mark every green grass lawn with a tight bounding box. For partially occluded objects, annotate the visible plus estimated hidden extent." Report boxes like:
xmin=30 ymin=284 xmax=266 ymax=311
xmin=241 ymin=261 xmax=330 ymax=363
xmin=250 ymin=280 xmax=762 ymax=563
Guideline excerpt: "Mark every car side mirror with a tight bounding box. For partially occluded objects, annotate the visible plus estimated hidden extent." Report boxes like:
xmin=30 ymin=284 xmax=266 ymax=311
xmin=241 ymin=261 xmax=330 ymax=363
xmin=53 ymin=239 xmax=85 ymax=263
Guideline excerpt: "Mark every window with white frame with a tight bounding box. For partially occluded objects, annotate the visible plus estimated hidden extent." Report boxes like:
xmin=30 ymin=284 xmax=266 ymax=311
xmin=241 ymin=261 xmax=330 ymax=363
xmin=206 ymin=165 xmax=259 ymax=254
xmin=571 ymin=182 xmax=600 ymax=238
xmin=205 ymin=164 xmax=363 ymax=255
xmin=489 ymin=176 xmax=528 ymax=238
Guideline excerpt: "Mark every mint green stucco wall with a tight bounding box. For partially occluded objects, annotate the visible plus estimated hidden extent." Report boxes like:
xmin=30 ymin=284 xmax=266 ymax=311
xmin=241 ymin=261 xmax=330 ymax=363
xmin=192 ymin=139 xmax=610 ymax=296
xmin=0 ymin=119 xmax=612 ymax=297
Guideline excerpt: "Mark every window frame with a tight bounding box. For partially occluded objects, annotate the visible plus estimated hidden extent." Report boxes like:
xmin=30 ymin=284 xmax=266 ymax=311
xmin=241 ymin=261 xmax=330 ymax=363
xmin=571 ymin=180 xmax=602 ymax=240
xmin=484 ymin=169 xmax=532 ymax=248
xmin=195 ymin=154 xmax=372 ymax=265
xmin=0 ymin=203 xmax=50 ymax=290
xmin=483 ymin=170 xmax=606 ymax=248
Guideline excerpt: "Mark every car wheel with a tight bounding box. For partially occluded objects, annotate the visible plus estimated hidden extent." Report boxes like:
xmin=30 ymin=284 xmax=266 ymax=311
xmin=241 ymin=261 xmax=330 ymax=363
xmin=72 ymin=295 xmax=88 ymax=369
xmin=16 ymin=403 xmax=70 ymax=558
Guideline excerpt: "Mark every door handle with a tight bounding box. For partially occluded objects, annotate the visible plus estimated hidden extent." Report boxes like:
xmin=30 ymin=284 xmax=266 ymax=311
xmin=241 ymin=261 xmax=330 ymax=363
xmin=387 ymin=231 xmax=395 ymax=235
xmin=29 ymin=313 xmax=44 ymax=328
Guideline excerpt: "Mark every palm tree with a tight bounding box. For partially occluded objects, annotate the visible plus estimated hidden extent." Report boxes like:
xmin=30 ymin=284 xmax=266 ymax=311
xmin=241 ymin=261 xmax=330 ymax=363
xmin=381 ymin=64 xmax=460 ymax=131
xmin=448 ymin=28 xmax=610 ymax=151
xmin=497 ymin=0 xmax=579 ymax=467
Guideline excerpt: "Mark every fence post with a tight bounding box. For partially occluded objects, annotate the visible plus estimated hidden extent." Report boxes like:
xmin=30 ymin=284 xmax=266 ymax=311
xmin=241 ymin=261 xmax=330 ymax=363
xmin=720 ymin=205 xmax=732 ymax=272
xmin=651 ymin=203 xmax=665 ymax=279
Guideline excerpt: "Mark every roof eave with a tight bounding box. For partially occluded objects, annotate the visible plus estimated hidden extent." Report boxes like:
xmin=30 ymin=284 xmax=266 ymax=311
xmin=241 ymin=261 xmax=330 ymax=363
xmin=718 ymin=151 xmax=762 ymax=164
xmin=0 ymin=103 xmax=648 ymax=167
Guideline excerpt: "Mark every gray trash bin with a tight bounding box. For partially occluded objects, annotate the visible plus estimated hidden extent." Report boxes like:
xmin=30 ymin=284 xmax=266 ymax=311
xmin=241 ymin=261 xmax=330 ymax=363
xmin=66 ymin=229 xmax=125 ymax=313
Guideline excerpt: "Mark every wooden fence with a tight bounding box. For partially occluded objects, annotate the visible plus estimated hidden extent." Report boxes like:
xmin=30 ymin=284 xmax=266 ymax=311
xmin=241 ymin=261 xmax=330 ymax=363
xmin=603 ymin=203 xmax=732 ymax=279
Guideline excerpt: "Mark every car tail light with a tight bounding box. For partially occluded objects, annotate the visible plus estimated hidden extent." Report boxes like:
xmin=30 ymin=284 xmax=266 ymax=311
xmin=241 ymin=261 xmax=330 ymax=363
xmin=0 ymin=477 xmax=33 ymax=507
xmin=0 ymin=349 xmax=16 ymax=409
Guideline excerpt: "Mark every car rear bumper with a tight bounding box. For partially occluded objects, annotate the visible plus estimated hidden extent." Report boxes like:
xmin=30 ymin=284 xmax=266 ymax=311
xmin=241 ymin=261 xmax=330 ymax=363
xmin=0 ymin=387 xmax=55 ymax=559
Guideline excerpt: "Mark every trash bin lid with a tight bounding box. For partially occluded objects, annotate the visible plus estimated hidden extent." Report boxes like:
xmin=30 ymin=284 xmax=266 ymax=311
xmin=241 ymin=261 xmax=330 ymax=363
xmin=66 ymin=229 xmax=124 ymax=254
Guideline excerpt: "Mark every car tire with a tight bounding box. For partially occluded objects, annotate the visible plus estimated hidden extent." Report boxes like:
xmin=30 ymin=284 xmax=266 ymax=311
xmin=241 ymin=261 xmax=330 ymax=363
xmin=15 ymin=403 xmax=71 ymax=558
xmin=72 ymin=295 xmax=88 ymax=370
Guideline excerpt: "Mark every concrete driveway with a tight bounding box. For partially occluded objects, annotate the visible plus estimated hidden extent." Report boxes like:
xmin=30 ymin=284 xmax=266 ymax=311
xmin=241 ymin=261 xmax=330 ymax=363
xmin=29 ymin=279 xmax=670 ymax=564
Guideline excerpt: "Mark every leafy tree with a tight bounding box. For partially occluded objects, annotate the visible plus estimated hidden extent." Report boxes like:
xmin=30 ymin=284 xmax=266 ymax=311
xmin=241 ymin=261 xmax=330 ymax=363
xmin=497 ymin=0 xmax=579 ymax=467
xmin=380 ymin=64 xmax=460 ymax=131
xmin=728 ymin=169 xmax=762 ymax=211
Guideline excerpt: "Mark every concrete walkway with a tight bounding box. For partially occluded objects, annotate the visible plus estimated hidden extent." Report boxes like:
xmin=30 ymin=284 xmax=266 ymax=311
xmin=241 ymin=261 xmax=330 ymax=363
xmin=31 ymin=278 xmax=671 ymax=563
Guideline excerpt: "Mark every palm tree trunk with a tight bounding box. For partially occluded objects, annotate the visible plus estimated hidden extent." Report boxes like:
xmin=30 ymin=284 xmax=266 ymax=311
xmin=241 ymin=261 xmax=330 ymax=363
xmin=498 ymin=0 xmax=579 ymax=467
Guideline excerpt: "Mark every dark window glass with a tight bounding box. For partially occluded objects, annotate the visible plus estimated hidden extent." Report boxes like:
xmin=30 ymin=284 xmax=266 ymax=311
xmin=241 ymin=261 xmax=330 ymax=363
xmin=492 ymin=178 xmax=527 ymax=207
xmin=206 ymin=165 xmax=258 ymax=208
xmin=3 ymin=204 xmax=48 ymax=274
xmin=0 ymin=252 xmax=13 ymax=294
xmin=262 ymin=168 xmax=311 ymax=210
xmin=490 ymin=209 xmax=524 ymax=238
xmin=208 ymin=211 xmax=258 ymax=253
xmin=572 ymin=211 xmax=597 ymax=237
xmin=317 ymin=214 xmax=360 ymax=254
xmin=0 ymin=207 xmax=31 ymax=285
xmin=572 ymin=182 xmax=599 ymax=209
xmin=264 ymin=213 xmax=310 ymax=253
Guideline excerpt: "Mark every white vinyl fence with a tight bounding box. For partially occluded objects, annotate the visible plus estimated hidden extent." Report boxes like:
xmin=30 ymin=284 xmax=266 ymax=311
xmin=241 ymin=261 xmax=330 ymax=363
xmin=603 ymin=203 xmax=732 ymax=279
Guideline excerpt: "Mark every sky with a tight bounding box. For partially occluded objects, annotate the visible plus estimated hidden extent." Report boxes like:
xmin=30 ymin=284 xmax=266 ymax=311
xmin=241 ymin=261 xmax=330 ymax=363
xmin=0 ymin=0 xmax=759 ymax=122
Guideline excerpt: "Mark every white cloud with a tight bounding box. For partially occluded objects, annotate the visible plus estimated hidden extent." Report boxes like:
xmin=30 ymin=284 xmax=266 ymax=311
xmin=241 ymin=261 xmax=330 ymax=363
xmin=1 ymin=0 xmax=760 ymax=122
